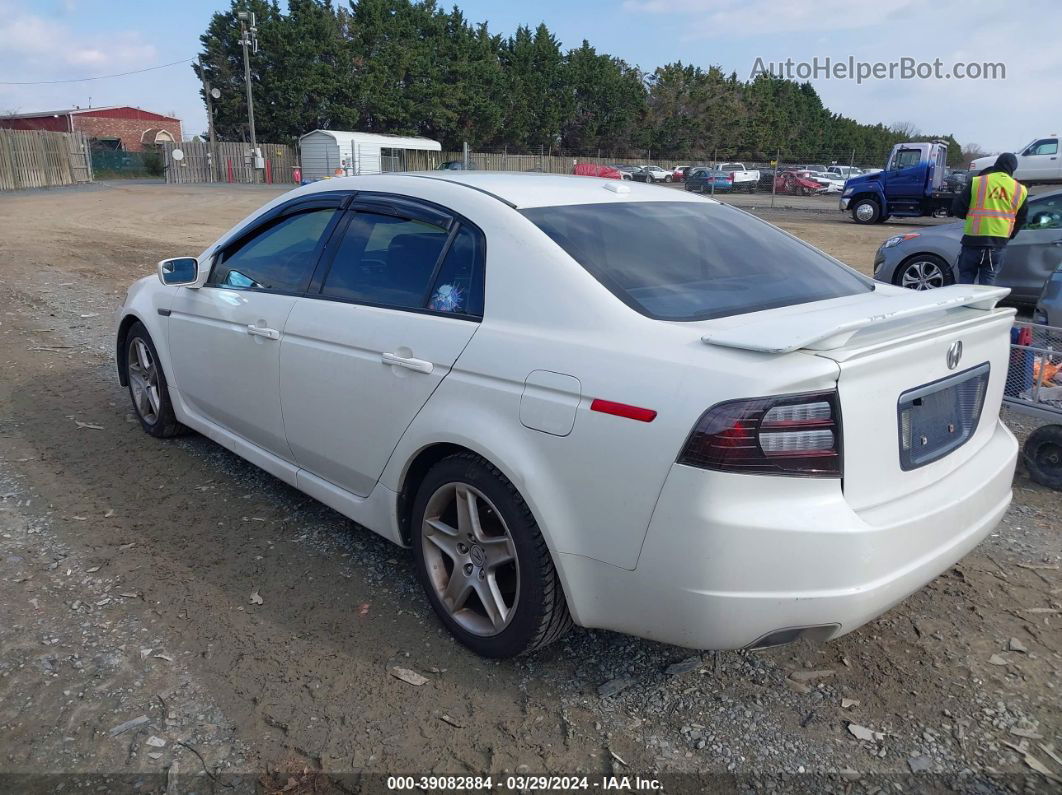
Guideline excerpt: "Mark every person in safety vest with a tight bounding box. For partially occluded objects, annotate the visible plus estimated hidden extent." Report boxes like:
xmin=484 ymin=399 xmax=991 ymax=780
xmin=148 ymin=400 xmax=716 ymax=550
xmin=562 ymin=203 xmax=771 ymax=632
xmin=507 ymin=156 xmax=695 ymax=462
xmin=950 ymin=152 xmax=1028 ymax=285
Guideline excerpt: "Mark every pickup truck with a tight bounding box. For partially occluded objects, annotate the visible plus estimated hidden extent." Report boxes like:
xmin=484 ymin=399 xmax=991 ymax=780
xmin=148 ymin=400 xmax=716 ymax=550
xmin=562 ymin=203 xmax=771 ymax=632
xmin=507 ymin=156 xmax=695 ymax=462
xmin=970 ymin=135 xmax=1061 ymax=184
xmin=716 ymin=162 xmax=760 ymax=192
xmin=840 ymin=141 xmax=955 ymax=224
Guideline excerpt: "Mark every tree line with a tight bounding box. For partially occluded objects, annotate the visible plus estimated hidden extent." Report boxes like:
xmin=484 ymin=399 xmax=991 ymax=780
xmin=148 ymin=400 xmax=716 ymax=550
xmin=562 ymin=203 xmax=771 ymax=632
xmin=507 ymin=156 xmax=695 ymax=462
xmin=196 ymin=0 xmax=965 ymax=166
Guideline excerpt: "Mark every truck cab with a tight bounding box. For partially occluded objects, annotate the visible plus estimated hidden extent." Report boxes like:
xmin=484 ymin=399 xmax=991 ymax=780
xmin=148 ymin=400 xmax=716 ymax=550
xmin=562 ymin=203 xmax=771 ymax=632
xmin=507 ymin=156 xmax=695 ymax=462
xmin=841 ymin=141 xmax=954 ymax=224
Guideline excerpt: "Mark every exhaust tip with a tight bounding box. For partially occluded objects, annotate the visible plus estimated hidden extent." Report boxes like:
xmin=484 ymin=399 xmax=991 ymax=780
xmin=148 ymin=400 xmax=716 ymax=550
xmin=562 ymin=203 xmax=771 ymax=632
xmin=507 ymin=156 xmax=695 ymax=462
xmin=745 ymin=624 xmax=840 ymax=651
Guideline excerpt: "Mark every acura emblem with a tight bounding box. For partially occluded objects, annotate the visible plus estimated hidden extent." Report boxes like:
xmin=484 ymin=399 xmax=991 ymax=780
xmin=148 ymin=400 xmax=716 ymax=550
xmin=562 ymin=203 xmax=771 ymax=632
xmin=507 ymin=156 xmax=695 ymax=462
xmin=946 ymin=340 xmax=963 ymax=370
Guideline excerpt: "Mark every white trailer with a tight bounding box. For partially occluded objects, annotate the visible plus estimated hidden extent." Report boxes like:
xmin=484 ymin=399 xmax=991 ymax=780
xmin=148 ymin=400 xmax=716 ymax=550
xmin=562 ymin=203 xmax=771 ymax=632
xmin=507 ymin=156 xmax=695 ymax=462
xmin=298 ymin=130 xmax=442 ymax=182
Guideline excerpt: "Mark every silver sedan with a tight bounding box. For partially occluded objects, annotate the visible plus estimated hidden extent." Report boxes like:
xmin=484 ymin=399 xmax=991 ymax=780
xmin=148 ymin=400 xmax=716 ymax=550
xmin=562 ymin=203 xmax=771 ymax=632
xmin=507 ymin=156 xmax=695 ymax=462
xmin=873 ymin=189 xmax=1062 ymax=303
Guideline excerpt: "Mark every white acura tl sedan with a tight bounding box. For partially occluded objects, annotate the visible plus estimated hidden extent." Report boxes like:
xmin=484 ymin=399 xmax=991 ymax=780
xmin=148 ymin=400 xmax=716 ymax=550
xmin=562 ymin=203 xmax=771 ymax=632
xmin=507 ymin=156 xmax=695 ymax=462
xmin=116 ymin=173 xmax=1018 ymax=658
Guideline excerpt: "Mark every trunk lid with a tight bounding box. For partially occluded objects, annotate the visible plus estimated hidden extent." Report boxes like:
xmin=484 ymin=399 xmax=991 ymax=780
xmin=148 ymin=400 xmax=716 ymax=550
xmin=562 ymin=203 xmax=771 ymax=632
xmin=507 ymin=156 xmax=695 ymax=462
xmin=700 ymin=285 xmax=1015 ymax=511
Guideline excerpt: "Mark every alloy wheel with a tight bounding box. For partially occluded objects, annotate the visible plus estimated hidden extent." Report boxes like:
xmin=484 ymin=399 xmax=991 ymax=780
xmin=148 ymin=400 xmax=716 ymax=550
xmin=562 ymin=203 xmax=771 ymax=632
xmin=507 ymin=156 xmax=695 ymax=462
xmin=421 ymin=482 xmax=520 ymax=637
xmin=900 ymin=259 xmax=947 ymax=290
xmin=127 ymin=338 xmax=161 ymax=424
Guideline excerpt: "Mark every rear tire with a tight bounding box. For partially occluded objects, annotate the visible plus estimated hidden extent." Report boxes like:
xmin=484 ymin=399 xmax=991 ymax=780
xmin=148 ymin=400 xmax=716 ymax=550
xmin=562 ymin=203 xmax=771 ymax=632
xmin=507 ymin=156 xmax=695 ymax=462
xmin=411 ymin=453 xmax=573 ymax=657
xmin=851 ymin=198 xmax=881 ymax=224
xmin=1024 ymin=425 xmax=1062 ymax=490
xmin=664 ymin=175 xmax=672 ymax=183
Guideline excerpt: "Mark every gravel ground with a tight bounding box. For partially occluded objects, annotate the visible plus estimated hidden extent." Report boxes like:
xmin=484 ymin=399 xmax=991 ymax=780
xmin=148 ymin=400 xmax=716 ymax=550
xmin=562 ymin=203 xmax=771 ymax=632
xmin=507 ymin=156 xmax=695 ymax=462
xmin=0 ymin=182 xmax=1059 ymax=793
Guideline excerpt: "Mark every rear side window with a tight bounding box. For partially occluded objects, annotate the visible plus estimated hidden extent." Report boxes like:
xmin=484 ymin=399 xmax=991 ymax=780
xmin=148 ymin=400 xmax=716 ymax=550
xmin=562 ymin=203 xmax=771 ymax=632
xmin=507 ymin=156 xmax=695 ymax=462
xmin=322 ymin=212 xmax=449 ymax=309
xmin=521 ymin=201 xmax=871 ymax=321
xmin=212 ymin=208 xmax=336 ymax=292
xmin=320 ymin=211 xmax=485 ymax=317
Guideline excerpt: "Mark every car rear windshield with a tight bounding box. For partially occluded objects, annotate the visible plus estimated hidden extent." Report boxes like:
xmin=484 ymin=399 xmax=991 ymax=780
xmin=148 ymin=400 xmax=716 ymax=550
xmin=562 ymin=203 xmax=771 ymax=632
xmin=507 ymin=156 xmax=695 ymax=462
xmin=520 ymin=201 xmax=872 ymax=321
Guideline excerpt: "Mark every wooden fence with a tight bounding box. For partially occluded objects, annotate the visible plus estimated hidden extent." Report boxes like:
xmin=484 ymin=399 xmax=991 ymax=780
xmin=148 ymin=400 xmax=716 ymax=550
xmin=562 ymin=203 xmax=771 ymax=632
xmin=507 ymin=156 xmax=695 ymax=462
xmin=400 ymin=149 xmax=674 ymax=174
xmin=162 ymin=140 xmax=297 ymax=184
xmin=0 ymin=129 xmax=93 ymax=191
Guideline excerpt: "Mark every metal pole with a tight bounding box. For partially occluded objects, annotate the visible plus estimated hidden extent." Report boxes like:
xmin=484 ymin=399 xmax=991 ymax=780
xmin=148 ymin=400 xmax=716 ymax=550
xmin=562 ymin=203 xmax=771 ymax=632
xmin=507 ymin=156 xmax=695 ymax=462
xmin=771 ymin=149 xmax=779 ymax=208
xmin=239 ymin=15 xmax=258 ymax=183
xmin=463 ymin=141 xmax=469 ymax=169
xmin=198 ymin=56 xmax=218 ymax=182
xmin=710 ymin=148 xmax=717 ymax=196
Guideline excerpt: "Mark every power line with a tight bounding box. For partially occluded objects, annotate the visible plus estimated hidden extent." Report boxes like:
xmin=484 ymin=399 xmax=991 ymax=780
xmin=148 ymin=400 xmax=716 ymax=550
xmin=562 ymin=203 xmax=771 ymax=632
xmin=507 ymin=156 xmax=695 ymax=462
xmin=0 ymin=58 xmax=195 ymax=86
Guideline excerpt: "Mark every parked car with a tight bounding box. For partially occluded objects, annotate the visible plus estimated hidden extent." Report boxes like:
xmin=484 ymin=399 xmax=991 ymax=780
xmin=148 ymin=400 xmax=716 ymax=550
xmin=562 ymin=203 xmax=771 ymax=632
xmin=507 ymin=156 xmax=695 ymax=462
xmin=793 ymin=164 xmax=829 ymax=174
xmin=631 ymin=165 xmax=673 ymax=183
xmin=609 ymin=165 xmax=635 ymax=180
xmin=716 ymin=162 xmax=760 ymax=192
xmin=873 ymin=188 xmax=1062 ymax=303
xmin=813 ymin=171 xmax=847 ymax=194
xmin=827 ymin=166 xmax=863 ymax=180
xmin=119 ymin=173 xmax=1017 ymax=658
xmin=943 ymin=168 xmax=972 ymax=194
xmin=437 ymin=160 xmax=474 ymax=170
xmin=1034 ymin=261 xmax=1062 ymax=326
xmin=757 ymin=168 xmax=777 ymax=190
xmin=684 ymin=167 xmax=734 ymax=193
xmin=775 ymin=169 xmax=826 ymax=195
xmin=673 ymin=165 xmax=692 ymax=182
xmin=572 ymin=163 xmax=623 ymax=180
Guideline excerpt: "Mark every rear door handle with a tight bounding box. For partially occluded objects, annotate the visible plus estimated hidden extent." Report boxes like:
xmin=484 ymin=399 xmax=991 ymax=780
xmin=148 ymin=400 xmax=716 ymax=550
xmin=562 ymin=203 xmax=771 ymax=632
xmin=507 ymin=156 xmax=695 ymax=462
xmin=246 ymin=324 xmax=280 ymax=340
xmin=381 ymin=352 xmax=434 ymax=374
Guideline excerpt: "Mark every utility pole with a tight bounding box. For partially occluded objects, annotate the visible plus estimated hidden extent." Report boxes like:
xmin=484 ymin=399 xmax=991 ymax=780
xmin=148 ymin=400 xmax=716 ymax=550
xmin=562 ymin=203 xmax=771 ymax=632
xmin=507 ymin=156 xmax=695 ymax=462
xmin=197 ymin=56 xmax=218 ymax=182
xmin=237 ymin=10 xmax=259 ymax=182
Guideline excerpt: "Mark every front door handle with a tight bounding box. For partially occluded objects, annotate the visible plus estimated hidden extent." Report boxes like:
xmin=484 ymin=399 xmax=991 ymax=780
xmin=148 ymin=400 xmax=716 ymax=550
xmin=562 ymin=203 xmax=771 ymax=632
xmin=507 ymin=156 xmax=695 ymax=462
xmin=246 ymin=324 xmax=280 ymax=340
xmin=381 ymin=352 xmax=434 ymax=374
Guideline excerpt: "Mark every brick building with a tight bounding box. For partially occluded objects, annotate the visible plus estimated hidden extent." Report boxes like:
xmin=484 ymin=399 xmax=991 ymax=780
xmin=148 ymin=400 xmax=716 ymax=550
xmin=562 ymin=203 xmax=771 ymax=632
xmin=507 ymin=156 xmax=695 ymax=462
xmin=0 ymin=106 xmax=182 ymax=152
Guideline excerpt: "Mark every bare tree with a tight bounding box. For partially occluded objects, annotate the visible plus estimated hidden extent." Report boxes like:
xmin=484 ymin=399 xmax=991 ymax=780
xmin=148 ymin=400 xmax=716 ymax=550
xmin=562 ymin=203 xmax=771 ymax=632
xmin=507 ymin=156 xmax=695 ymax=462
xmin=960 ymin=142 xmax=991 ymax=163
xmin=891 ymin=121 xmax=921 ymax=138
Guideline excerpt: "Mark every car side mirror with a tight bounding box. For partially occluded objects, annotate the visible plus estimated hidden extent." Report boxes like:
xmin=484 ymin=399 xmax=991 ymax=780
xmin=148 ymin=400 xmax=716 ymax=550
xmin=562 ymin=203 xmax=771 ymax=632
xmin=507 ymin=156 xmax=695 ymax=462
xmin=157 ymin=257 xmax=199 ymax=286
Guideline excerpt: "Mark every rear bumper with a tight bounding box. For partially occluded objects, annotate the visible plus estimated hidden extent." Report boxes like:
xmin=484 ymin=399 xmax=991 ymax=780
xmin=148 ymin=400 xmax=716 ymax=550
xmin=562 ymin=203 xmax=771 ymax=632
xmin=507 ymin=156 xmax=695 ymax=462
xmin=560 ymin=420 xmax=1016 ymax=649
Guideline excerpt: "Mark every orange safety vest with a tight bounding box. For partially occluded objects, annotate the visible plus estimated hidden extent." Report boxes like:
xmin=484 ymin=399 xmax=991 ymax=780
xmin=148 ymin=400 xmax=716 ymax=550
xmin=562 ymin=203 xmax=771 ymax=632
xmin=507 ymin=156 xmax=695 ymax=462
xmin=964 ymin=171 xmax=1027 ymax=238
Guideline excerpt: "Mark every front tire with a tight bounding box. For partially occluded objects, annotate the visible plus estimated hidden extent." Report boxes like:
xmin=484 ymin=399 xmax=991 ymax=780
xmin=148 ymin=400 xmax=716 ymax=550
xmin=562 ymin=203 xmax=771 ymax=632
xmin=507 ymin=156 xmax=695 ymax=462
xmin=893 ymin=254 xmax=954 ymax=291
xmin=411 ymin=453 xmax=573 ymax=657
xmin=851 ymin=198 xmax=881 ymax=224
xmin=125 ymin=322 xmax=184 ymax=438
xmin=1024 ymin=426 xmax=1062 ymax=490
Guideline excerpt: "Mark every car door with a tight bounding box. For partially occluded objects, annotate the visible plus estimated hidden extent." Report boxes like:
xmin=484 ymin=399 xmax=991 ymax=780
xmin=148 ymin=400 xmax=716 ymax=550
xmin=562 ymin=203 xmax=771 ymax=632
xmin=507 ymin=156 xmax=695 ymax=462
xmin=884 ymin=147 xmax=926 ymax=199
xmin=1017 ymin=138 xmax=1059 ymax=181
xmin=279 ymin=194 xmax=484 ymax=496
xmin=167 ymin=196 xmax=344 ymax=460
xmin=1000 ymin=192 xmax=1062 ymax=301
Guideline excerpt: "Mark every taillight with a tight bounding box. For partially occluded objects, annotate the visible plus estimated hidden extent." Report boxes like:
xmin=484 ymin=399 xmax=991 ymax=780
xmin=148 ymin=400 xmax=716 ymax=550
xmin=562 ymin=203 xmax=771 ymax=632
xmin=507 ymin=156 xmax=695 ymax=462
xmin=677 ymin=390 xmax=842 ymax=477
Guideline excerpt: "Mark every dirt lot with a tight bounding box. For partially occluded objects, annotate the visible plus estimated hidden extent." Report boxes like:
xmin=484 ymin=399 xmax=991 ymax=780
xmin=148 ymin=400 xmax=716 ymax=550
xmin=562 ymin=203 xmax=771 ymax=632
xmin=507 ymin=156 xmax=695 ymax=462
xmin=0 ymin=182 xmax=1059 ymax=793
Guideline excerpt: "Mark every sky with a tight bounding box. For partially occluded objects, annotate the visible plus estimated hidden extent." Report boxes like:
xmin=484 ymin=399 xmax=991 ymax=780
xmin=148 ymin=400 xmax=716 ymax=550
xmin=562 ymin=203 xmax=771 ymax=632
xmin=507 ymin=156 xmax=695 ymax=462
xmin=1 ymin=0 xmax=1057 ymax=154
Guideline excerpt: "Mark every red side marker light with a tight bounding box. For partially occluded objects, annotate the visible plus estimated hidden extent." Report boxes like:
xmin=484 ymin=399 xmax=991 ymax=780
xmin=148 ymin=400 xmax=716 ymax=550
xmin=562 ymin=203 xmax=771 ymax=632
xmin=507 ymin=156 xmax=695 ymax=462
xmin=591 ymin=398 xmax=657 ymax=423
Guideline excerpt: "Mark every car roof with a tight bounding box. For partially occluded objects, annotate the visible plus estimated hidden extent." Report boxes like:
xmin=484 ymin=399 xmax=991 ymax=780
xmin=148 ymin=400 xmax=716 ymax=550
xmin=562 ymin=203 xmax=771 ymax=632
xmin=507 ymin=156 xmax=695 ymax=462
xmin=299 ymin=171 xmax=719 ymax=209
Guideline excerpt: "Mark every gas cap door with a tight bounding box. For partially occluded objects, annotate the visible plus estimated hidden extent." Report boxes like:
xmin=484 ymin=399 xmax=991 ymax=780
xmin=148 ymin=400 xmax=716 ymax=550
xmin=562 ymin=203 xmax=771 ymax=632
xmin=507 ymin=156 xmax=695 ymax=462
xmin=520 ymin=370 xmax=582 ymax=436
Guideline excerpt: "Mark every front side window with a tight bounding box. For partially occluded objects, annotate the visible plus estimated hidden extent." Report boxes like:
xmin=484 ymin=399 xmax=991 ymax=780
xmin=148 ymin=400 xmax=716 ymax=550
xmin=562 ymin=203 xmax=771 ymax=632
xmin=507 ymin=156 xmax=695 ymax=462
xmin=521 ymin=201 xmax=872 ymax=321
xmin=1027 ymin=139 xmax=1059 ymax=156
xmin=891 ymin=149 xmax=922 ymax=170
xmin=1025 ymin=194 xmax=1062 ymax=230
xmin=211 ymin=208 xmax=336 ymax=292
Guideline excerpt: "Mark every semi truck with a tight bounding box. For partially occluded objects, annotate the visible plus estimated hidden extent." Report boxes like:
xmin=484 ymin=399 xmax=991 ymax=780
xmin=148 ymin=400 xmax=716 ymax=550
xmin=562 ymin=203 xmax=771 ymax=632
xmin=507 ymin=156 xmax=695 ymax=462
xmin=840 ymin=140 xmax=956 ymax=224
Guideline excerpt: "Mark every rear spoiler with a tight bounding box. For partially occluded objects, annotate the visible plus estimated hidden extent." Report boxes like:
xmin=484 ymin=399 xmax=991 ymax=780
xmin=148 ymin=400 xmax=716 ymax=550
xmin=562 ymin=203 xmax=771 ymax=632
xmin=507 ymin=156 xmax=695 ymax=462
xmin=702 ymin=285 xmax=1010 ymax=354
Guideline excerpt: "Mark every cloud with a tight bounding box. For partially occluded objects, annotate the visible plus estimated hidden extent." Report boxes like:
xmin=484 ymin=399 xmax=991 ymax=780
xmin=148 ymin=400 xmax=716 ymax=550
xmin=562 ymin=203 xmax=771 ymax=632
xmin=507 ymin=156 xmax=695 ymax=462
xmin=623 ymin=0 xmax=922 ymax=35
xmin=0 ymin=4 xmax=156 ymax=73
xmin=621 ymin=0 xmax=1061 ymax=151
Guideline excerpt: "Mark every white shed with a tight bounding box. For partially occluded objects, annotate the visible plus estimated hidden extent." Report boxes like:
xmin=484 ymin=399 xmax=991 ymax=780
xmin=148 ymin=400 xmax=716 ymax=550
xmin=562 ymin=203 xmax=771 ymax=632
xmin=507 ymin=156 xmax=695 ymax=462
xmin=298 ymin=130 xmax=442 ymax=181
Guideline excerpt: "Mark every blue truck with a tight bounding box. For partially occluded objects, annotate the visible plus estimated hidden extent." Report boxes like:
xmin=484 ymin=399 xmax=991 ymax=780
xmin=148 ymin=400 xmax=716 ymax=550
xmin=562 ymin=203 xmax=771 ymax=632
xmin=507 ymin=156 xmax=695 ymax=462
xmin=840 ymin=141 xmax=957 ymax=224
